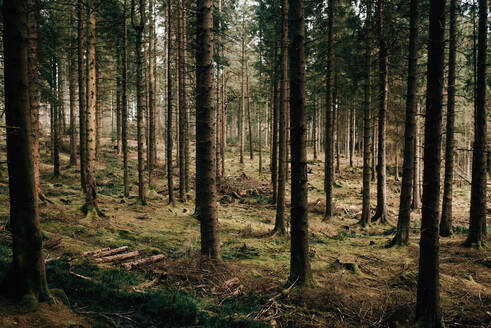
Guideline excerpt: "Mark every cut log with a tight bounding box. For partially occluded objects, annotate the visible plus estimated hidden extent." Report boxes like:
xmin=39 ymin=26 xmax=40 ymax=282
xmin=90 ymin=246 xmax=129 ymax=258
xmin=96 ymin=251 xmax=139 ymax=263
xmin=83 ymin=247 xmax=111 ymax=256
xmin=122 ymin=254 xmax=165 ymax=269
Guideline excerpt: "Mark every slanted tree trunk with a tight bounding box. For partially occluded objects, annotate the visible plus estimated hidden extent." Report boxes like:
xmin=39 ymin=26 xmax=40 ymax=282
xmin=372 ymin=0 xmax=388 ymax=223
xmin=196 ymin=0 xmax=219 ymax=257
xmin=288 ymin=0 xmax=312 ymax=286
xmin=360 ymin=0 xmax=371 ymax=228
xmin=324 ymin=0 xmax=334 ymax=218
xmin=274 ymin=0 xmax=288 ymax=234
xmin=415 ymin=0 xmax=446 ymax=325
xmin=0 ymin=0 xmax=51 ymax=303
xmin=390 ymin=0 xmax=419 ymax=246
xmin=167 ymin=0 xmax=175 ymax=205
xmin=84 ymin=0 xmax=101 ymax=216
xmin=69 ymin=12 xmax=78 ymax=167
xmin=132 ymin=0 xmax=147 ymax=205
xmin=465 ymin=0 xmax=487 ymax=247
xmin=78 ymin=0 xmax=87 ymax=194
xmin=122 ymin=0 xmax=129 ymax=198
xmin=440 ymin=0 xmax=458 ymax=237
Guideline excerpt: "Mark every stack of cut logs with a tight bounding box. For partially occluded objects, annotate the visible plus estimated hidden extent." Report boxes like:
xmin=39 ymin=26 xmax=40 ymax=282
xmin=83 ymin=246 xmax=165 ymax=270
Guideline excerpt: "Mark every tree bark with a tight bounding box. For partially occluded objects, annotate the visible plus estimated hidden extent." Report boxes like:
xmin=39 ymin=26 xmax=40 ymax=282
xmin=465 ymin=0 xmax=487 ymax=247
xmin=274 ymin=0 xmax=288 ymax=234
xmin=178 ymin=0 xmax=189 ymax=200
xmin=372 ymin=0 xmax=388 ymax=223
xmin=360 ymin=0 xmax=371 ymax=228
xmin=132 ymin=0 xmax=147 ymax=205
xmin=69 ymin=11 xmax=78 ymax=167
xmin=0 ymin=0 xmax=51 ymax=303
xmin=288 ymin=0 xmax=312 ymax=286
xmin=196 ymin=0 xmax=220 ymax=257
xmin=324 ymin=0 xmax=334 ymax=218
xmin=84 ymin=0 xmax=101 ymax=216
xmin=440 ymin=0 xmax=458 ymax=237
xmin=122 ymin=0 xmax=129 ymax=198
xmin=415 ymin=0 xmax=445 ymax=325
xmin=390 ymin=0 xmax=419 ymax=246
xmin=78 ymin=0 xmax=87 ymax=194
xmin=167 ymin=0 xmax=175 ymax=205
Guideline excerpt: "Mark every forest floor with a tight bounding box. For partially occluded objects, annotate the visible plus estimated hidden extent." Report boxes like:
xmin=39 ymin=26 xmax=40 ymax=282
xmin=0 ymin=138 xmax=489 ymax=328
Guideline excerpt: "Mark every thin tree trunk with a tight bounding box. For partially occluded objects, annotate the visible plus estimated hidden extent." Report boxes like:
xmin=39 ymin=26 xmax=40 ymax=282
xmin=196 ymin=0 xmax=219 ymax=257
xmin=411 ymin=102 xmax=421 ymax=209
xmin=324 ymin=0 xmax=334 ymax=217
xmin=95 ymin=61 xmax=101 ymax=159
xmin=415 ymin=0 xmax=445 ymax=325
xmin=53 ymin=59 xmax=60 ymax=178
xmin=0 ymin=0 xmax=50 ymax=301
xmin=122 ymin=0 xmax=129 ymax=198
xmin=69 ymin=13 xmax=77 ymax=167
xmin=288 ymin=0 xmax=312 ymax=286
xmin=78 ymin=0 xmax=87 ymax=194
xmin=167 ymin=0 xmax=175 ymax=205
xmin=360 ymin=0 xmax=371 ymax=228
xmin=372 ymin=0 xmax=388 ymax=223
xmin=440 ymin=0 xmax=457 ymax=237
xmin=465 ymin=0 xmax=487 ymax=247
xmin=246 ymin=60 xmax=254 ymax=160
xmin=349 ymin=106 xmax=354 ymax=167
xmin=271 ymin=62 xmax=279 ymax=204
xmin=274 ymin=0 xmax=288 ymax=234
xmin=148 ymin=0 xmax=157 ymax=187
xmin=240 ymin=12 xmax=246 ymax=165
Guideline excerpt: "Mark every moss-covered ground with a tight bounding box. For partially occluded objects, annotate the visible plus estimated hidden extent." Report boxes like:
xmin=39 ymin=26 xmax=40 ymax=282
xmin=0 ymin=138 xmax=489 ymax=327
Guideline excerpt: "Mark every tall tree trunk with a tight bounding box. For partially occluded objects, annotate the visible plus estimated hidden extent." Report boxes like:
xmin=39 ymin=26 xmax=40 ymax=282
xmin=360 ymin=0 xmax=371 ymax=228
xmin=390 ymin=0 xmax=419 ymax=246
xmin=148 ymin=0 xmax=156 ymax=187
xmin=372 ymin=0 xmax=388 ymax=223
xmin=132 ymin=0 xmax=147 ymax=205
xmin=78 ymin=0 xmax=87 ymax=194
xmin=415 ymin=0 xmax=445 ymax=325
xmin=167 ymin=0 xmax=175 ymax=205
xmin=196 ymin=0 xmax=219 ymax=257
xmin=27 ymin=0 xmax=44 ymax=200
xmin=84 ymin=0 xmax=101 ymax=216
xmin=440 ymin=0 xmax=458 ymax=237
xmin=274 ymin=0 xmax=288 ymax=234
xmin=288 ymin=0 xmax=312 ymax=286
xmin=324 ymin=0 xmax=334 ymax=218
xmin=53 ymin=59 xmax=60 ymax=178
xmin=465 ymin=0 xmax=487 ymax=247
xmin=313 ymin=96 xmax=317 ymax=160
xmin=0 ymin=0 xmax=50 ymax=302
xmin=122 ymin=0 xmax=129 ymax=198
xmin=240 ymin=12 xmax=246 ymax=165
xmin=178 ymin=0 xmax=189 ymax=200
xmin=69 ymin=12 xmax=78 ymax=167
